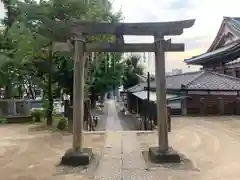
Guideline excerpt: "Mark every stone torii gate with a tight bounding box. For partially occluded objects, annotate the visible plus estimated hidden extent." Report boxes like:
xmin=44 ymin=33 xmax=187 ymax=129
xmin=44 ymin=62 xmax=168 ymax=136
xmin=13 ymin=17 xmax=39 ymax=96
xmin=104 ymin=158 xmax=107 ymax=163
xmin=60 ymin=19 xmax=195 ymax=166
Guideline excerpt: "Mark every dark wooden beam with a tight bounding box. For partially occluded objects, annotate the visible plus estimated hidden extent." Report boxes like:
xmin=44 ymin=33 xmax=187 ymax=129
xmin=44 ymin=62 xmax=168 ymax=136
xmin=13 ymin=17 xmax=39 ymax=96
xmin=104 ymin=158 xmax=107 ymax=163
xmin=71 ymin=19 xmax=195 ymax=36
xmin=86 ymin=43 xmax=184 ymax=52
xmin=53 ymin=42 xmax=184 ymax=52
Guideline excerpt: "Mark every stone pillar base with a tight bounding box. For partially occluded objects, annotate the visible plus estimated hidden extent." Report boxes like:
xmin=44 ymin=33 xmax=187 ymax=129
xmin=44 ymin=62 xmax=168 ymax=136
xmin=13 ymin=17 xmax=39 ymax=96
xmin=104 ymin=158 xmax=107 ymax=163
xmin=61 ymin=148 xmax=92 ymax=166
xmin=149 ymin=147 xmax=181 ymax=163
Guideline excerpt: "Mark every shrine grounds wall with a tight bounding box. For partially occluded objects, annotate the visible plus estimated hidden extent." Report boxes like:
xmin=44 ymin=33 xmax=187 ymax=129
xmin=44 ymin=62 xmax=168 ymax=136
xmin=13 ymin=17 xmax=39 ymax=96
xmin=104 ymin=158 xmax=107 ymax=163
xmin=186 ymin=94 xmax=239 ymax=116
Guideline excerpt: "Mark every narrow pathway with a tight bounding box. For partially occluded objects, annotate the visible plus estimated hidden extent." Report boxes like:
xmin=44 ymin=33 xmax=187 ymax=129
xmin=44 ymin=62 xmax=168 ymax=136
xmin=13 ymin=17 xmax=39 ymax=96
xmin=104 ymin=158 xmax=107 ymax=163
xmin=94 ymin=132 xmax=147 ymax=180
xmin=95 ymin=100 xmax=147 ymax=179
xmin=104 ymin=100 xmax=123 ymax=131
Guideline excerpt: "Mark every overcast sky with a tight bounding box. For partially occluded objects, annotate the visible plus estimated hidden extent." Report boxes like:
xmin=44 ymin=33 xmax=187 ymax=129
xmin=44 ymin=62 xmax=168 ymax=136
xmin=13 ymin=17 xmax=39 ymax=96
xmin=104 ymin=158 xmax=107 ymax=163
xmin=0 ymin=0 xmax=239 ymax=72
xmin=112 ymin=0 xmax=240 ymax=72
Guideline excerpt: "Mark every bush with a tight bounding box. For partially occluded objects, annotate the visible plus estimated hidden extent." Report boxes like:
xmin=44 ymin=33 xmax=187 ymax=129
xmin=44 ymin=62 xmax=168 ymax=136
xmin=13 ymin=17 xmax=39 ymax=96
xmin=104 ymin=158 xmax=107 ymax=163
xmin=57 ymin=117 xmax=67 ymax=130
xmin=30 ymin=109 xmax=45 ymax=123
xmin=0 ymin=117 xmax=7 ymax=124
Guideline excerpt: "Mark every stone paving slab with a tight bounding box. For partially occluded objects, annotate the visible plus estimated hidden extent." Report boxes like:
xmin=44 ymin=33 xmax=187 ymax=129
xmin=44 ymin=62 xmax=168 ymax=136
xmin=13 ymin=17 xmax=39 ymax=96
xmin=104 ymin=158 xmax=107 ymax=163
xmin=122 ymin=169 xmax=201 ymax=180
xmin=122 ymin=132 xmax=146 ymax=170
xmin=95 ymin=131 xmax=147 ymax=179
xmin=94 ymin=131 xmax=122 ymax=179
xmin=95 ymin=160 xmax=122 ymax=179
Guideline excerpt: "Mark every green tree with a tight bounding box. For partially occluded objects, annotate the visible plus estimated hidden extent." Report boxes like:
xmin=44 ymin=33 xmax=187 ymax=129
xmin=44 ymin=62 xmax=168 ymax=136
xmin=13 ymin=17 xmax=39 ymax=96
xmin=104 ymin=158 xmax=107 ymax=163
xmin=15 ymin=0 xmax=123 ymax=125
xmin=123 ymin=55 xmax=144 ymax=90
xmin=87 ymin=52 xmax=124 ymax=104
xmin=0 ymin=0 xmax=21 ymax=98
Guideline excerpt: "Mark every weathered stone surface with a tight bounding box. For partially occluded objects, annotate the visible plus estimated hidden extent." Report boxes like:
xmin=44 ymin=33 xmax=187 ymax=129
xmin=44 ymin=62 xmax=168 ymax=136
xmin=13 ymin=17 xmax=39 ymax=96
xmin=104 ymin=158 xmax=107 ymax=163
xmin=61 ymin=148 xmax=92 ymax=166
xmin=148 ymin=146 xmax=181 ymax=163
xmin=95 ymin=160 xmax=122 ymax=180
xmin=122 ymin=132 xmax=146 ymax=170
xmin=94 ymin=131 xmax=122 ymax=180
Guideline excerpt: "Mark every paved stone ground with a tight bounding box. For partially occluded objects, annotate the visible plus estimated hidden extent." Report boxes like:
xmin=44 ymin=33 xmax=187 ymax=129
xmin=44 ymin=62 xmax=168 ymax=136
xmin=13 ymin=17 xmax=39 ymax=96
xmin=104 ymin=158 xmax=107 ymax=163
xmin=95 ymin=131 xmax=147 ymax=180
xmin=104 ymin=100 xmax=123 ymax=131
xmin=2 ymin=105 xmax=240 ymax=179
xmin=115 ymin=101 xmax=140 ymax=130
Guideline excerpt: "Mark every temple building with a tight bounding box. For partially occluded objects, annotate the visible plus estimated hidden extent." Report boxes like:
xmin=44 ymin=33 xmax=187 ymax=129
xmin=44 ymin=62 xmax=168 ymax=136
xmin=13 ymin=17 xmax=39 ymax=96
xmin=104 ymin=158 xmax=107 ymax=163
xmin=185 ymin=17 xmax=240 ymax=77
xmin=124 ymin=17 xmax=240 ymax=116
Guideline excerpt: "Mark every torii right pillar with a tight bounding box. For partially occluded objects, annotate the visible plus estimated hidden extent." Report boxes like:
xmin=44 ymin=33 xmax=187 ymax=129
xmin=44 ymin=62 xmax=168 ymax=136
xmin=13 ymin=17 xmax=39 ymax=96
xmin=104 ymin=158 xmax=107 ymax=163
xmin=148 ymin=34 xmax=180 ymax=163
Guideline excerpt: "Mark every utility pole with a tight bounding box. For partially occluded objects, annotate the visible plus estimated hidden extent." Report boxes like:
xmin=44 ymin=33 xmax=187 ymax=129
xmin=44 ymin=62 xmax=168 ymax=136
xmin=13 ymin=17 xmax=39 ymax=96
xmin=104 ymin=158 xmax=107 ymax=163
xmin=147 ymin=72 xmax=151 ymax=130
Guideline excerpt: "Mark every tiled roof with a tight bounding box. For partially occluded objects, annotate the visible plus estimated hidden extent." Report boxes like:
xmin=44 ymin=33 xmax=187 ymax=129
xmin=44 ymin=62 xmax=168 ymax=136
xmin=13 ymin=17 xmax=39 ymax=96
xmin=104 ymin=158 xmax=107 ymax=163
xmin=225 ymin=58 xmax=240 ymax=65
xmin=127 ymin=82 xmax=146 ymax=93
xmin=127 ymin=70 xmax=240 ymax=92
xmin=168 ymin=71 xmax=240 ymax=90
xmin=186 ymin=71 xmax=240 ymax=90
xmin=208 ymin=16 xmax=240 ymax=52
xmin=148 ymin=71 xmax=204 ymax=89
xmin=184 ymin=40 xmax=240 ymax=65
xmin=228 ymin=17 xmax=240 ymax=31
xmin=125 ymin=75 xmax=147 ymax=92
xmin=166 ymin=71 xmax=204 ymax=89
xmin=185 ymin=16 xmax=240 ymax=65
xmin=136 ymin=74 xmax=147 ymax=82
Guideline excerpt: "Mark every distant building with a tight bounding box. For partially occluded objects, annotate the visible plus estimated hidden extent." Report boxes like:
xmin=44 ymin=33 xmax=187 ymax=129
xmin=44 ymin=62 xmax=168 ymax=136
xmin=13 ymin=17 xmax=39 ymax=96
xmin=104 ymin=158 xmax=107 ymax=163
xmin=171 ymin=68 xmax=183 ymax=75
xmin=126 ymin=70 xmax=240 ymax=116
xmin=166 ymin=72 xmax=172 ymax=76
xmin=166 ymin=68 xmax=183 ymax=76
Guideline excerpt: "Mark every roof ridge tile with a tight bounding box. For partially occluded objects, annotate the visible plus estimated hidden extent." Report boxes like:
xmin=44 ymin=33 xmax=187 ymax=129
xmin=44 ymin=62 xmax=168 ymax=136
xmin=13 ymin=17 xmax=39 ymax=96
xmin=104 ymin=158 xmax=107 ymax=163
xmin=166 ymin=71 xmax=202 ymax=77
xmin=184 ymin=71 xmax=206 ymax=88
xmin=185 ymin=70 xmax=240 ymax=90
xmin=210 ymin=71 xmax=240 ymax=81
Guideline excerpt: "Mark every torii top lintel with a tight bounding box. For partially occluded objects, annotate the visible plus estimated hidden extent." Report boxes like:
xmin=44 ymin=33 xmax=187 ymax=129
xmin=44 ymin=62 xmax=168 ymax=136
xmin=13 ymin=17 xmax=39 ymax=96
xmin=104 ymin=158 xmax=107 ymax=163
xmin=71 ymin=19 xmax=195 ymax=36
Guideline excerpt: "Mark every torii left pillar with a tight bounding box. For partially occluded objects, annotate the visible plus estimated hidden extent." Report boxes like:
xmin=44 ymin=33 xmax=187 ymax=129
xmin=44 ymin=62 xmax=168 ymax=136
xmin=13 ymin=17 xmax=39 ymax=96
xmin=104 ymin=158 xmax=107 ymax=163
xmin=61 ymin=36 xmax=92 ymax=166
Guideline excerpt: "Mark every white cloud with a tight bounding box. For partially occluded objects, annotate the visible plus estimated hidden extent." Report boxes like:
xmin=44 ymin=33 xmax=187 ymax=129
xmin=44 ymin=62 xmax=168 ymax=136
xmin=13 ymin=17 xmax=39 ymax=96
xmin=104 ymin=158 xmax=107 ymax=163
xmin=112 ymin=0 xmax=240 ymax=72
xmin=1 ymin=1 xmax=240 ymax=72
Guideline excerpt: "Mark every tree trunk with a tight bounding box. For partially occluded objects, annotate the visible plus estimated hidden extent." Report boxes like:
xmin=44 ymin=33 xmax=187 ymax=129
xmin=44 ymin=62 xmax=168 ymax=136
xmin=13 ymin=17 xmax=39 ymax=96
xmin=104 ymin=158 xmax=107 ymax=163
xmin=55 ymin=85 xmax=61 ymax=99
xmin=4 ymin=80 xmax=12 ymax=99
xmin=46 ymin=47 xmax=53 ymax=126
xmin=28 ymin=83 xmax=35 ymax=99
xmin=18 ymin=85 xmax=23 ymax=98
xmin=90 ymin=94 xmax=97 ymax=109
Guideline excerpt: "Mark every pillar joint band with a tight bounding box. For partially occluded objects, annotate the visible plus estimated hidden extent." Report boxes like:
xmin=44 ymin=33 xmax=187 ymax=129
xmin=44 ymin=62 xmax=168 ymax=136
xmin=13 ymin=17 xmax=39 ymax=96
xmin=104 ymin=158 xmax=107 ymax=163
xmin=73 ymin=35 xmax=86 ymax=43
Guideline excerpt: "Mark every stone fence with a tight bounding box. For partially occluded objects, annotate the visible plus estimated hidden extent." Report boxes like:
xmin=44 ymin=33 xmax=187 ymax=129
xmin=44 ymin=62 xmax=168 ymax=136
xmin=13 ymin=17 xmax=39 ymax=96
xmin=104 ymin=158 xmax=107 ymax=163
xmin=0 ymin=99 xmax=39 ymax=116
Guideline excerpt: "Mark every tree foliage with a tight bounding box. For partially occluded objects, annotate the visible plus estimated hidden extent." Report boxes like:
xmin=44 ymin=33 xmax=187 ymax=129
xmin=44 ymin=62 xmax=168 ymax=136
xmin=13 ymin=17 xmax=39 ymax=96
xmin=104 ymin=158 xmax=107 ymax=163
xmin=0 ymin=0 xmax=146 ymax=126
xmin=0 ymin=0 xmax=126 ymax=124
xmin=123 ymin=55 xmax=144 ymax=90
